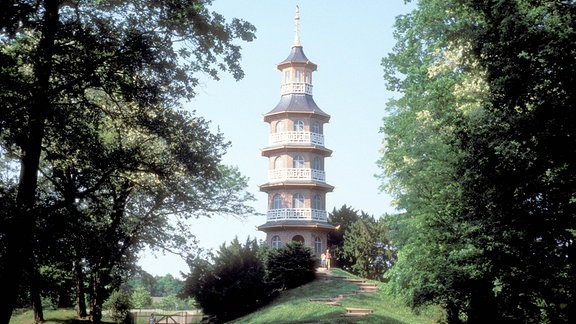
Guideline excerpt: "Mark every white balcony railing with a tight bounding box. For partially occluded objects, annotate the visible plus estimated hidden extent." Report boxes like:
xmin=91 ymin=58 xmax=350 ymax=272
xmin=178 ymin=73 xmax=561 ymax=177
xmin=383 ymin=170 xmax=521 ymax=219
xmin=268 ymin=168 xmax=325 ymax=183
xmin=267 ymin=208 xmax=327 ymax=222
xmin=281 ymin=82 xmax=313 ymax=95
xmin=269 ymin=131 xmax=324 ymax=146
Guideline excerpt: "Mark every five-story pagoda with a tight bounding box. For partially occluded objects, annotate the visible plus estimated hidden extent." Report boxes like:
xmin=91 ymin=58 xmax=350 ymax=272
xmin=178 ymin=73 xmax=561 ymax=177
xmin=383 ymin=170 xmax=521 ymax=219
xmin=258 ymin=7 xmax=335 ymax=257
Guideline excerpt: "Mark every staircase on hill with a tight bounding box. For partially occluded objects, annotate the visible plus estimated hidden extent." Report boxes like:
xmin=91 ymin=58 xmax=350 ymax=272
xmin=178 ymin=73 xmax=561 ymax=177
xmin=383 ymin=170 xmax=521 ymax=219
xmin=311 ymin=268 xmax=379 ymax=317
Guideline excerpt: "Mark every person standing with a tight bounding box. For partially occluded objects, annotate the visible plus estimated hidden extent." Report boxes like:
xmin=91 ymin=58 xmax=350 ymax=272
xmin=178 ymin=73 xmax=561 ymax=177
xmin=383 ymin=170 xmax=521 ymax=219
xmin=325 ymin=249 xmax=332 ymax=270
xmin=321 ymin=253 xmax=326 ymax=268
xmin=149 ymin=313 xmax=156 ymax=324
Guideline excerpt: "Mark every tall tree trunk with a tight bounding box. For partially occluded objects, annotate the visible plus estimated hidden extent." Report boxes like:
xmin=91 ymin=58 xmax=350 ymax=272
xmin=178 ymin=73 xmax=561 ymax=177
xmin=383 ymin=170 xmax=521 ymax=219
xmin=74 ymin=260 xmax=87 ymax=319
xmin=31 ymin=268 xmax=44 ymax=323
xmin=0 ymin=1 xmax=59 ymax=322
xmin=90 ymin=271 xmax=103 ymax=324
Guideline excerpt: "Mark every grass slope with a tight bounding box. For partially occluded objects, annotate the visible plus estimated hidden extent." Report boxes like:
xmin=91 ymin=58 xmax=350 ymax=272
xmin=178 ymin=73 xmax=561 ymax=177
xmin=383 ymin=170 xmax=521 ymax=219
xmin=230 ymin=268 xmax=439 ymax=323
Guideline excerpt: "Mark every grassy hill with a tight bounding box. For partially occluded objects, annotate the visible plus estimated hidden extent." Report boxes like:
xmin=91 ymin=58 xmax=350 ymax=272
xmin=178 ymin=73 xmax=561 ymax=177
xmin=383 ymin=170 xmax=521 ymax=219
xmin=230 ymin=268 xmax=439 ymax=323
xmin=10 ymin=268 xmax=439 ymax=323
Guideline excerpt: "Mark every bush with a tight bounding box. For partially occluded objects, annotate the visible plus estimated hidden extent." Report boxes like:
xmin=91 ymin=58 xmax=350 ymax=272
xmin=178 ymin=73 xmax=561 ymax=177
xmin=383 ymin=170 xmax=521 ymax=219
xmin=265 ymin=242 xmax=316 ymax=290
xmin=103 ymin=289 xmax=133 ymax=323
xmin=182 ymin=238 xmax=273 ymax=322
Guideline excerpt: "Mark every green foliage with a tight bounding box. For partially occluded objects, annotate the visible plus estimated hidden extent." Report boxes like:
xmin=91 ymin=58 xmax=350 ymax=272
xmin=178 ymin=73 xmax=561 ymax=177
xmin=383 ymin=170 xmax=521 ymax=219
xmin=130 ymin=286 xmax=152 ymax=309
xmin=327 ymin=205 xmax=373 ymax=269
xmin=182 ymin=238 xmax=273 ymax=322
xmin=0 ymin=0 xmax=257 ymax=321
xmin=379 ymin=0 xmax=576 ymax=322
xmin=103 ymin=290 xmax=133 ymax=323
xmin=154 ymin=295 xmax=179 ymax=311
xmin=265 ymin=242 xmax=316 ymax=290
xmin=341 ymin=217 xmax=396 ymax=281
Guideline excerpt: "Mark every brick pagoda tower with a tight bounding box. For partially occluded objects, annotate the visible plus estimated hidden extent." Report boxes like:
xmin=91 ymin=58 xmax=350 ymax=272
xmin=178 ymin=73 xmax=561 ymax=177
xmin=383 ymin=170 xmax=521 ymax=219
xmin=258 ymin=7 xmax=335 ymax=257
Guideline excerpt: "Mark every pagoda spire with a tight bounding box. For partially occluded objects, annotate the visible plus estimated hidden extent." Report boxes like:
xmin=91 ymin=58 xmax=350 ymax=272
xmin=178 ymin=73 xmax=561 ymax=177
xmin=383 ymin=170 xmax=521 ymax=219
xmin=293 ymin=6 xmax=301 ymax=47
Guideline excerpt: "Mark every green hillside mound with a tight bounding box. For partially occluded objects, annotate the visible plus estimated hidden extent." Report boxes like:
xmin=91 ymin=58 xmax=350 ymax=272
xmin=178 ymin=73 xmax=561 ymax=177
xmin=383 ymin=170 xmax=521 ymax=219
xmin=230 ymin=268 xmax=438 ymax=323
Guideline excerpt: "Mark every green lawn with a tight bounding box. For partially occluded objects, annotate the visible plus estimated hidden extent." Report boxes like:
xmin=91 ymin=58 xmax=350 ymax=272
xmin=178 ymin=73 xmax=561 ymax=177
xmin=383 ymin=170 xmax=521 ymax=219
xmin=10 ymin=308 xmax=100 ymax=324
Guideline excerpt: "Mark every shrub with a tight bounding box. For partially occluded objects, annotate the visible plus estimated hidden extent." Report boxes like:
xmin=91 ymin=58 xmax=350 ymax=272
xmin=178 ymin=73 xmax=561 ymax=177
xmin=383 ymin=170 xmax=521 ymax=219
xmin=103 ymin=289 xmax=132 ymax=323
xmin=182 ymin=238 xmax=273 ymax=322
xmin=265 ymin=242 xmax=316 ymax=290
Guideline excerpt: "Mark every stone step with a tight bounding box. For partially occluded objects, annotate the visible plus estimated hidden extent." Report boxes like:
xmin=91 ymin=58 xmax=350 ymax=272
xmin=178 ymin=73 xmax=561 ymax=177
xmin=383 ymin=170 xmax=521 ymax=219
xmin=342 ymin=308 xmax=373 ymax=317
xmin=309 ymin=297 xmax=341 ymax=303
xmin=357 ymin=282 xmax=377 ymax=287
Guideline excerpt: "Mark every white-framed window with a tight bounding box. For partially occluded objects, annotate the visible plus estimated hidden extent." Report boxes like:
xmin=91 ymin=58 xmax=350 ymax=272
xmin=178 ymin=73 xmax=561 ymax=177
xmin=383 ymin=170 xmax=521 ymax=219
xmin=312 ymin=121 xmax=320 ymax=134
xmin=272 ymin=235 xmax=281 ymax=249
xmin=314 ymin=237 xmax=322 ymax=256
xmin=293 ymin=120 xmax=304 ymax=131
xmin=312 ymin=157 xmax=321 ymax=170
xmin=274 ymin=156 xmax=284 ymax=169
xmin=275 ymin=120 xmax=285 ymax=133
xmin=284 ymin=70 xmax=290 ymax=82
xmin=295 ymin=70 xmax=302 ymax=82
xmin=273 ymin=194 xmax=283 ymax=209
xmin=313 ymin=195 xmax=322 ymax=210
xmin=292 ymin=193 xmax=304 ymax=208
xmin=293 ymin=156 xmax=304 ymax=168
xmin=306 ymin=72 xmax=311 ymax=84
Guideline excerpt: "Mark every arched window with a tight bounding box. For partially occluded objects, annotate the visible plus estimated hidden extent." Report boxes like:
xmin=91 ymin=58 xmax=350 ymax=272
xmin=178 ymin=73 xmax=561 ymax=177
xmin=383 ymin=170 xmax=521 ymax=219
xmin=292 ymin=235 xmax=304 ymax=243
xmin=275 ymin=120 xmax=284 ymax=133
xmin=293 ymin=120 xmax=304 ymax=132
xmin=293 ymin=156 xmax=304 ymax=169
xmin=314 ymin=237 xmax=322 ymax=256
xmin=312 ymin=157 xmax=321 ymax=170
xmin=273 ymin=194 xmax=283 ymax=209
xmin=274 ymin=156 xmax=284 ymax=169
xmin=272 ymin=235 xmax=281 ymax=249
xmin=312 ymin=121 xmax=320 ymax=134
xmin=292 ymin=193 xmax=304 ymax=208
xmin=313 ymin=195 xmax=322 ymax=210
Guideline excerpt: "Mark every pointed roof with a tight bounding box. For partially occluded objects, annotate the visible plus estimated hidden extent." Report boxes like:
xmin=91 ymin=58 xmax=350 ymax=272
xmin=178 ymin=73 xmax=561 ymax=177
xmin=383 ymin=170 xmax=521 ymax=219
xmin=266 ymin=6 xmax=326 ymax=119
xmin=277 ymin=6 xmax=317 ymax=70
xmin=266 ymin=94 xmax=329 ymax=119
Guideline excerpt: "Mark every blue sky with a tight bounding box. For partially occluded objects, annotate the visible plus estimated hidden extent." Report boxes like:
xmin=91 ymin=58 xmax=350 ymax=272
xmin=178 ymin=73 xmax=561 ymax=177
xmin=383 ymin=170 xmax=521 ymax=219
xmin=138 ymin=0 xmax=416 ymax=278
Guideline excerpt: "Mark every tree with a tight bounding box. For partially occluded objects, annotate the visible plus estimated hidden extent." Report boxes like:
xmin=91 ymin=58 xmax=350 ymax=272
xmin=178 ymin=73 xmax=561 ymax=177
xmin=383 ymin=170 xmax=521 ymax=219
xmin=102 ymin=289 xmax=132 ymax=323
xmin=341 ymin=217 xmax=395 ymax=281
xmin=155 ymin=274 xmax=184 ymax=297
xmin=264 ymin=242 xmax=316 ymax=290
xmin=0 ymin=0 xmax=256 ymax=322
xmin=131 ymin=286 xmax=152 ymax=309
xmin=182 ymin=238 xmax=273 ymax=322
xmin=379 ymin=0 xmax=576 ymax=322
xmin=327 ymin=205 xmax=372 ymax=269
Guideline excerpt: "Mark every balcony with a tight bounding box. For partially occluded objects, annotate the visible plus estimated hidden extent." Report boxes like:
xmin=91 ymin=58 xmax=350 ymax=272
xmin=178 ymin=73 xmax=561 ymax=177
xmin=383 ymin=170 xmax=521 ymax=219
xmin=281 ymin=82 xmax=313 ymax=95
xmin=269 ymin=131 xmax=324 ymax=146
xmin=268 ymin=168 xmax=325 ymax=183
xmin=267 ymin=208 xmax=327 ymax=222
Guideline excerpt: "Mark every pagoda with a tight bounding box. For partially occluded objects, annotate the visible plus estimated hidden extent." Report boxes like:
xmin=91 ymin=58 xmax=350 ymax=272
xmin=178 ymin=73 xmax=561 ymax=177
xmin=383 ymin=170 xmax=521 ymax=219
xmin=258 ymin=7 xmax=335 ymax=257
